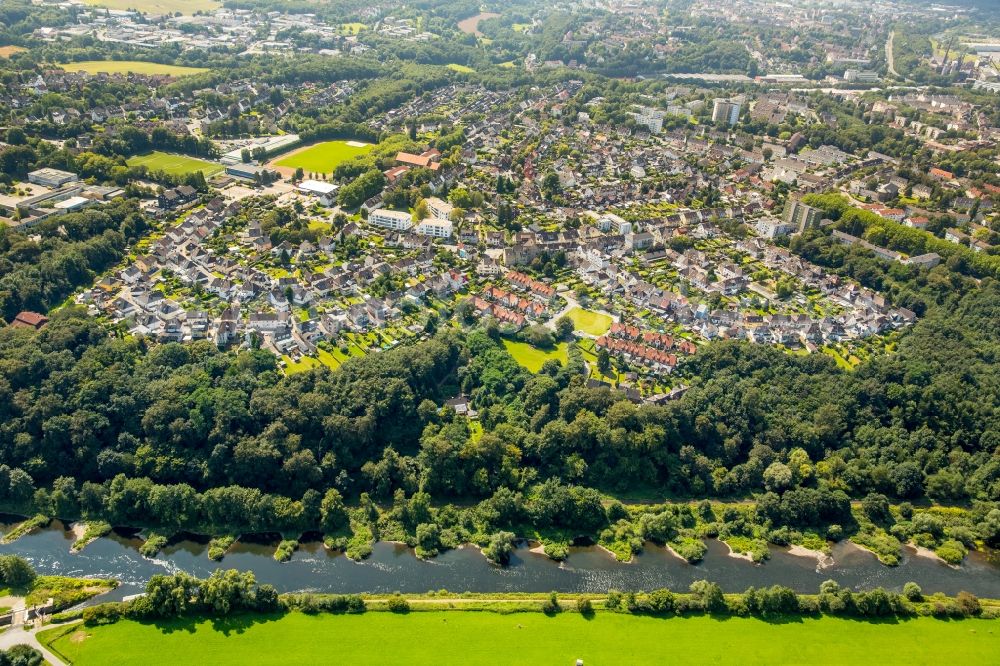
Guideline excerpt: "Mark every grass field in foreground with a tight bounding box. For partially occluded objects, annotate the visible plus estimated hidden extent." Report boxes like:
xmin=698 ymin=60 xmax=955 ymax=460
xmin=59 ymin=60 xmax=209 ymax=76
xmin=565 ymin=306 xmax=613 ymax=336
xmin=273 ymin=140 xmax=373 ymax=174
xmin=126 ymin=151 xmax=222 ymax=177
xmin=41 ymin=612 xmax=1000 ymax=666
xmin=503 ymin=339 xmax=568 ymax=372
xmin=80 ymin=0 xmax=220 ymax=14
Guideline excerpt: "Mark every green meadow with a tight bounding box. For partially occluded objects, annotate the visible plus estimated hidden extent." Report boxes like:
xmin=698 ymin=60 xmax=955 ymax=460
xmin=503 ymin=339 xmax=569 ymax=372
xmin=41 ymin=611 xmax=1000 ymax=665
xmin=59 ymin=60 xmax=208 ymax=76
xmin=126 ymin=151 xmax=222 ymax=177
xmin=80 ymin=0 xmax=219 ymax=12
xmin=565 ymin=306 xmax=613 ymax=336
xmin=273 ymin=140 xmax=374 ymax=174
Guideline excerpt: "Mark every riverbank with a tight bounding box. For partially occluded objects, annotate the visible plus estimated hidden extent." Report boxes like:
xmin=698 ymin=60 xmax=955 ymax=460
xmin=39 ymin=610 xmax=1000 ymax=665
xmin=3 ymin=521 xmax=1000 ymax=600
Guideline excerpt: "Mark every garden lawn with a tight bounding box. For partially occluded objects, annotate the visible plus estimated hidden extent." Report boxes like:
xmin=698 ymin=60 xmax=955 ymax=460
xmin=281 ymin=355 xmax=321 ymax=375
xmin=273 ymin=140 xmax=374 ymax=174
xmin=41 ymin=612 xmax=1000 ymax=666
xmin=503 ymin=339 xmax=568 ymax=373
xmin=58 ymin=60 xmax=208 ymax=76
xmin=315 ymin=348 xmax=342 ymax=369
xmin=565 ymin=306 xmax=613 ymax=336
xmin=126 ymin=151 xmax=222 ymax=177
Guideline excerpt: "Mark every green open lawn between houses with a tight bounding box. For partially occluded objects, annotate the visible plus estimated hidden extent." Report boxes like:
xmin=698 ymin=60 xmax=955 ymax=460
xmin=126 ymin=151 xmax=223 ymax=177
xmin=40 ymin=612 xmax=999 ymax=665
xmin=58 ymin=60 xmax=209 ymax=76
xmin=280 ymin=355 xmax=321 ymax=374
xmin=565 ymin=306 xmax=613 ymax=336
xmin=273 ymin=140 xmax=374 ymax=174
xmin=503 ymin=339 xmax=568 ymax=372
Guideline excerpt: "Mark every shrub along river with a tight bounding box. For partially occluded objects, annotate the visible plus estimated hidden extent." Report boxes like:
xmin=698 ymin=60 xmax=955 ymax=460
xmin=2 ymin=519 xmax=999 ymax=602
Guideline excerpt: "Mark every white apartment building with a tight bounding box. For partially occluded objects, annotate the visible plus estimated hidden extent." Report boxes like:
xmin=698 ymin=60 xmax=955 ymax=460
xmin=368 ymin=208 xmax=413 ymax=231
xmin=415 ymin=219 xmax=453 ymax=238
xmin=424 ymin=196 xmax=454 ymax=220
xmin=712 ymin=98 xmax=742 ymax=126
xmin=631 ymin=105 xmax=664 ymax=133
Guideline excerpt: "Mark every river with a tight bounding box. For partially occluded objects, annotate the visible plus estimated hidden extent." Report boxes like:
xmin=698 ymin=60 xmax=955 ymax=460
xmin=1 ymin=520 xmax=998 ymax=602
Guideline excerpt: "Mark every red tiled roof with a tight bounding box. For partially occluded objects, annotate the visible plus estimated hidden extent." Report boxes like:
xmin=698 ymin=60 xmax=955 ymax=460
xmin=10 ymin=311 xmax=49 ymax=329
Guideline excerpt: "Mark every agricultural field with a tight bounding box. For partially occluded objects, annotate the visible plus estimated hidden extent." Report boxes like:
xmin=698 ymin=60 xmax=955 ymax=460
xmin=565 ymin=306 xmax=613 ymax=336
xmin=80 ymin=0 xmax=219 ymax=14
xmin=58 ymin=60 xmax=209 ymax=76
xmin=446 ymin=63 xmax=476 ymax=73
xmin=272 ymin=140 xmax=374 ymax=176
xmin=40 ymin=611 xmax=1000 ymax=666
xmin=0 ymin=46 xmax=26 ymax=58
xmin=126 ymin=151 xmax=223 ymax=177
xmin=503 ymin=339 xmax=568 ymax=372
xmin=339 ymin=22 xmax=367 ymax=35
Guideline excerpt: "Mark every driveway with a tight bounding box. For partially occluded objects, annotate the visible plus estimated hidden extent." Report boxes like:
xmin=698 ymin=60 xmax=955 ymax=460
xmin=0 ymin=619 xmax=76 ymax=665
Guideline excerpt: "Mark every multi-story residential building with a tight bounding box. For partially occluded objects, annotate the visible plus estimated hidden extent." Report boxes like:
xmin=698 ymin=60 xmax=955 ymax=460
xmin=712 ymin=98 xmax=742 ymax=126
xmin=368 ymin=208 xmax=413 ymax=231
xmin=783 ymin=198 xmax=824 ymax=232
xmin=415 ymin=219 xmax=453 ymax=238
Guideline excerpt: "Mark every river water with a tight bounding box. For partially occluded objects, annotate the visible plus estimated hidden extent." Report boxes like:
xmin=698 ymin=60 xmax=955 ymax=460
xmin=1 ymin=520 xmax=998 ymax=602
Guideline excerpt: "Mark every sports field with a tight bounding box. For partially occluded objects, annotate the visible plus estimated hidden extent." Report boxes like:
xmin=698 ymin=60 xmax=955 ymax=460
xmin=59 ymin=60 xmax=208 ymax=76
xmin=80 ymin=0 xmax=220 ymax=14
xmin=272 ymin=140 xmax=374 ymax=175
xmin=40 ymin=611 xmax=1000 ymax=665
xmin=126 ymin=151 xmax=223 ymax=177
xmin=503 ymin=339 xmax=568 ymax=372
xmin=565 ymin=306 xmax=613 ymax=336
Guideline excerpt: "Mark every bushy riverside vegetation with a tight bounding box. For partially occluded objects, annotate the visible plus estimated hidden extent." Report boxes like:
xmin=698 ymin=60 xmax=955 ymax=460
xmin=67 ymin=568 xmax=997 ymax=631
xmin=0 ymin=554 xmax=115 ymax=609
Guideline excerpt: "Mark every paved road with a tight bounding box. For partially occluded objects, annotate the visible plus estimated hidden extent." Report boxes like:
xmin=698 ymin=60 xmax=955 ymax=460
xmin=0 ymin=620 xmax=74 ymax=665
xmin=886 ymin=31 xmax=901 ymax=79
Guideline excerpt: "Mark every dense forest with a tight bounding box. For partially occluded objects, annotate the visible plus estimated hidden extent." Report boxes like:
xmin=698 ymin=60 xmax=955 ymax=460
xmin=0 ymin=201 xmax=150 ymax=322
xmin=0 ymin=262 xmax=997 ymax=541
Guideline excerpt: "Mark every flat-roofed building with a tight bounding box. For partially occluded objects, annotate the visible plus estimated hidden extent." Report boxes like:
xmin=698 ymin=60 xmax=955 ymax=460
xmin=369 ymin=208 xmax=413 ymax=231
xmin=415 ymin=218 xmax=453 ymax=238
xmin=28 ymin=168 xmax=78 ymax=188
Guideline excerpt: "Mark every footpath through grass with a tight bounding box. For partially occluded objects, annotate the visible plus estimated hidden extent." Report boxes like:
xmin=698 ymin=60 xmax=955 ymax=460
xmin=41 ymin=611 xmax=999 ymax=665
